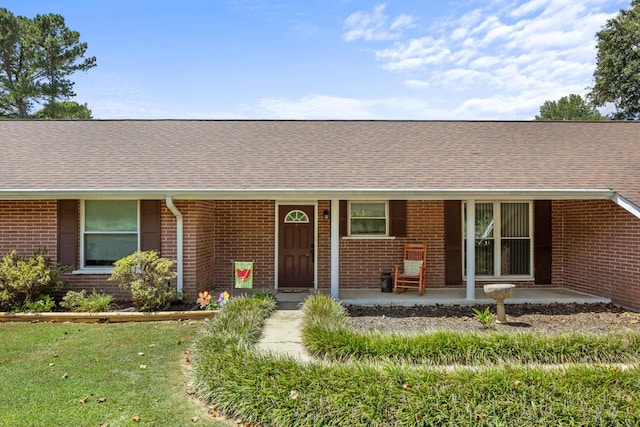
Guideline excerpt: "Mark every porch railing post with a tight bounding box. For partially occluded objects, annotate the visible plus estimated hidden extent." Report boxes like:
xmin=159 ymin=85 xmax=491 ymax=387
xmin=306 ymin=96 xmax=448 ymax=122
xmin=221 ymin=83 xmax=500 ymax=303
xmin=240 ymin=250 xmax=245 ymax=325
xmin=466 ymin=200 xmax=476 ymax=300
xmin=330 ymin=199 xmax=339 ymax=299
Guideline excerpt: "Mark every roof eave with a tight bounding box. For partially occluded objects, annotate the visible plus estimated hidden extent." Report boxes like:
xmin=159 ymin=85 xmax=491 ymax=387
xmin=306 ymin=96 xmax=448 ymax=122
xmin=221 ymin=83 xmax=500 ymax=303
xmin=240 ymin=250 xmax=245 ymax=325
xmin=0 ymin=188 xmax=617 ymax=201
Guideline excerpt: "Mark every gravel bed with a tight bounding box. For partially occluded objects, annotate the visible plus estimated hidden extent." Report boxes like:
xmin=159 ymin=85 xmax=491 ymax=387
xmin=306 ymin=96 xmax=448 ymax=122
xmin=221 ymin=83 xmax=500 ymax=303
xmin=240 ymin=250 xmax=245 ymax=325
xmin=346 ymin=303 xmax=640 ymax=334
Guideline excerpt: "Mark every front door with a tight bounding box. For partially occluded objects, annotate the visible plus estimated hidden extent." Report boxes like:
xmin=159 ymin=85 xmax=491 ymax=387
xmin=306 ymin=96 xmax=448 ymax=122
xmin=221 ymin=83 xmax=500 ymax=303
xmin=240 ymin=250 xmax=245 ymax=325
xmin=278 ymin=205 xmax=314 ymax=288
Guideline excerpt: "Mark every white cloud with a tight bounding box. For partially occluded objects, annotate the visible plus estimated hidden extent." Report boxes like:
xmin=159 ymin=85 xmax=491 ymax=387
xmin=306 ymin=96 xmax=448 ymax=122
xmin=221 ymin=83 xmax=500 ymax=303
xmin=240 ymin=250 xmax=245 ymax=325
xmin=343 ymin=3 xmax=415 ymax=42
xmin=376 ymin=38 xmax=452 ymax=71
xmin=390 ymin=14 xmax=415 ymax=31
xmin=250 ymin=94 xmax=436 ymax=120
xmin=343 ymin=0 xmax=629 ymax=119
xmin=510 ymin=0 xmax=550 ymax=19
xmin=254 ymin=95 xmax=378 ymax=119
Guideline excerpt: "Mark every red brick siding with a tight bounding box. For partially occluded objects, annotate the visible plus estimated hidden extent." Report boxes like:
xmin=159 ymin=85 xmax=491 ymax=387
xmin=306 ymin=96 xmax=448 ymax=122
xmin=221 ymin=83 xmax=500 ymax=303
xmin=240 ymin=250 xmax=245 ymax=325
xmin=194 ymin=201 xmax=216 ymax=296
xmin=335 ymin=201 xmax=446 ymax=288
xmin=64 ymin=274 xmax=129 ymax=300
xmin=5 ymin=198 xmax=639 ymax=309
xmin=556 ymin=200 xmax=640 ymax=309
xmin=179 ymin=200 xmax=202 ymax=299
xmin=0 ymin=200 xmax=57 ymax=257
xmin=212 ymin=201 xmax=275 ymax=290
xmin=317 ymin=201 xmax=332 ymax=288
xmin=551 ymin=200 xmax=564 ymax=287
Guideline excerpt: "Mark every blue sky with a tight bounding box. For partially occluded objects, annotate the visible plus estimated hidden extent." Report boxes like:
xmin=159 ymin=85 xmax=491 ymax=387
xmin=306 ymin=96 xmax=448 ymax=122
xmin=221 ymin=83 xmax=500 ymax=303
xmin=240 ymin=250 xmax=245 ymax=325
xmin=4 ymin=0 xmax=631 ymax=119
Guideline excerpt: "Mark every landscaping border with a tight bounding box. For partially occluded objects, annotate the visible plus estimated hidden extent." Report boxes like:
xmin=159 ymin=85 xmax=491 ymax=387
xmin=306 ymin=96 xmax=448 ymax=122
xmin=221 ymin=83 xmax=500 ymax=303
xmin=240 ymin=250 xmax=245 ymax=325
xmin=0 ymin=310 xmax=216 ymax=323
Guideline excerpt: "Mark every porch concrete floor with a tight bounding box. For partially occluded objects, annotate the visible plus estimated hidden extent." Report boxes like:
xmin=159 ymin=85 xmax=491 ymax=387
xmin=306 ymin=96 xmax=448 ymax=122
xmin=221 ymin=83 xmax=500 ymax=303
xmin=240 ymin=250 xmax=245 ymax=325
xmin=275 ymin=287 xmax=610 ymax=308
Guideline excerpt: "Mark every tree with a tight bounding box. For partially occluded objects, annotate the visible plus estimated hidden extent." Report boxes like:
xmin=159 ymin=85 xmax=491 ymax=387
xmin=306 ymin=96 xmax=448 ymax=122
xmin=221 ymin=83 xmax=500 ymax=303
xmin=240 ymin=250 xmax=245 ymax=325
xmin=32 ymin=101 xmax=92 ymax=119
xmin=33 ymin=13 xmax=96 ymax=107
xmin=589 ymin=0 xmax=640 ymax=120
xmin=0 ymin=8 xmax=95 ymax=118
xmin=535 ymin=94 xmax=607 ymax=120
xmin=0 ymin=9 xmax=39 ymax=118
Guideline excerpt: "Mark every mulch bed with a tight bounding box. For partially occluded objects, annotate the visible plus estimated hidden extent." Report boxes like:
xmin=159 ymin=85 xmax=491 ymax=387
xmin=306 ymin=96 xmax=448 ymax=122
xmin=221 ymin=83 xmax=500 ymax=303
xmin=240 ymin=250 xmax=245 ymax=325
xmin=346 ymin=303 xmax=640 ymax=334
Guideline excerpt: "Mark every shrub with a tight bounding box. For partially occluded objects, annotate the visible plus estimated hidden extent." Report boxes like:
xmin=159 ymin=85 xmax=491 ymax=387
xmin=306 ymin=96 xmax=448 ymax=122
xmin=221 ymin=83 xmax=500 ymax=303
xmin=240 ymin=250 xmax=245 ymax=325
xmin=193 ymin=293 xmax=640 ymax=426
xmin=22 ymin=294 xmax=56 ymax=313
xmin=108 ymin=250 xmax=177 ymax=312
xmin=301 ymin=295 xmax=640 ymax=365
xmin=0 ymin=248 xmax=70 ymax=311
xmin=60 ymin=290 xmax=115 ymax=312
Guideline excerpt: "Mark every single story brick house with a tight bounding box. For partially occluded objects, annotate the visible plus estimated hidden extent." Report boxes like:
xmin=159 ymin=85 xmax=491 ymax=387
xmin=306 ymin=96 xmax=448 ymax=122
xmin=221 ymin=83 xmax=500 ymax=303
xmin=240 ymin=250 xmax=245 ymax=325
xmin=1 ymin=120 xmax=639 ymax=308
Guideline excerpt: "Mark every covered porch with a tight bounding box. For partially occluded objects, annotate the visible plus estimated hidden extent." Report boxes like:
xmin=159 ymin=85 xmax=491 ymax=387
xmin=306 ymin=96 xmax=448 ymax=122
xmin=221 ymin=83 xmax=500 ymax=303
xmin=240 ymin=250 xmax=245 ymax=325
xmin=276 ymin=287 xmax=611 ymax=307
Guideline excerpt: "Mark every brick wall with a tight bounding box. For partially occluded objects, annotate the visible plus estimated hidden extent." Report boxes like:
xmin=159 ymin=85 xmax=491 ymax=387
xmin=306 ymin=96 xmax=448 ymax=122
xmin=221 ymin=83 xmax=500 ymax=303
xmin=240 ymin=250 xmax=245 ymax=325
xmin=551 ymin=200 xmax=564 ymax=287
xmin=557 ymin=200 xmax=640 ymax=309
xmin=212 ymin=200 xmax=275 ymax=290
xmin=0 ymin=200 xmax=57 ymax=257
xmin=5 ymin=198 xmax=638 ymax=308
xmin=193 ymin=201 xmax=216 ymax=296
xmin=334 ymin=201 xmax=446 ymax=288
xmin=316 ymin=201 xmax=332 ymax=288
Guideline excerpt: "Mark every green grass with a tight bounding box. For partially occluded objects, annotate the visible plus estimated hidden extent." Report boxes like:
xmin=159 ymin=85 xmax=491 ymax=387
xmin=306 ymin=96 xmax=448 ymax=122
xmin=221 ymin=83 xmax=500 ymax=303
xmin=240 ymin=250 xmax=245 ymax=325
xmin=193 ymin=294 xmax=640 ymax=426
xmin=302 ymin=294 xmax=640 ymax=365
xmin=0 ymin=320 xmax=228 ymax=427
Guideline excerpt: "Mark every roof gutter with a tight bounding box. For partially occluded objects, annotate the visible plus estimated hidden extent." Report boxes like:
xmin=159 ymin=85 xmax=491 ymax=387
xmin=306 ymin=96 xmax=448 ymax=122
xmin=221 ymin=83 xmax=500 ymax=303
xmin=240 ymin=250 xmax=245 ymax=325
xmin=165 ymin=196 xmax=183 ymax=295
xmin=613 ymin=193 xmax=640 ymax=219
xmin=0 ymin=188 xmax=617 ymax=201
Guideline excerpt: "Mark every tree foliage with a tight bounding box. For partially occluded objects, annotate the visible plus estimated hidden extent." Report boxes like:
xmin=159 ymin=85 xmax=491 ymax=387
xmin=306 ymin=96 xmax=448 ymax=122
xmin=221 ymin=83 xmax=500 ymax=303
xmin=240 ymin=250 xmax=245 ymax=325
xmin=0 ymin=8 xmax=95 ymax=118
xmin=589 ymin=0 xmax=640 ymax=119
xmin=535 ymin=94 xmax=607 ymax=120
xmin=33 ymin=101 xmax=92 ymax=119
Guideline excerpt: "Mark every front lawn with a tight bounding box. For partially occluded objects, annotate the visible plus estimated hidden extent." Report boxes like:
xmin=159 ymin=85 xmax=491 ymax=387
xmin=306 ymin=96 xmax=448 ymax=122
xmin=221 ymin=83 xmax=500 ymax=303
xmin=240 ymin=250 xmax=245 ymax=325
xmin=0 ymin=320 xmax=227 ymax=427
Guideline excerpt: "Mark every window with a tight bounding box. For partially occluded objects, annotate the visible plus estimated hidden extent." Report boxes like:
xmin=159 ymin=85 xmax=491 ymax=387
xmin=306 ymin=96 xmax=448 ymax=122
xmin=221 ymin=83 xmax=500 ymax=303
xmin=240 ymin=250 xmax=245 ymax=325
xmin=82 ymin=200 xmax=138 ymax=267
xmin=349 ymin=201 xmax=387 ymax=236
xmin=464 ymin=202 xmax=531 ymax=277
xmin=284 ymin=210 xmax=309 ymax=223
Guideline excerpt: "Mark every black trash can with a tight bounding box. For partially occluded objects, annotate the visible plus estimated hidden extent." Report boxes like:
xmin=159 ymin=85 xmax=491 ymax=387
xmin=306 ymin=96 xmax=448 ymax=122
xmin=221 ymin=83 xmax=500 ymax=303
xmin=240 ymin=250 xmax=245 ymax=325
xmin=380 ymin=272 xmax=393 ymax=293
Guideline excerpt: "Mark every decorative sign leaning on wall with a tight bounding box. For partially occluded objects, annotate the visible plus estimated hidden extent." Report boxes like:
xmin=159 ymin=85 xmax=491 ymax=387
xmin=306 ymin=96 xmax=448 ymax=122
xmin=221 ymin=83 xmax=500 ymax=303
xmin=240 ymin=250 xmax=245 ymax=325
xmin=234 ymin=261 xmax=253 ymax=289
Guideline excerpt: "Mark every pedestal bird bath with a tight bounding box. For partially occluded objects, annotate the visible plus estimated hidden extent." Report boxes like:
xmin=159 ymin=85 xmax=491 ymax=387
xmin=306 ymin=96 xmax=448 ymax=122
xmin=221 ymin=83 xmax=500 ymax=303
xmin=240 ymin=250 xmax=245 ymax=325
xmin=483 ymin=284 xmax=516 ymax=323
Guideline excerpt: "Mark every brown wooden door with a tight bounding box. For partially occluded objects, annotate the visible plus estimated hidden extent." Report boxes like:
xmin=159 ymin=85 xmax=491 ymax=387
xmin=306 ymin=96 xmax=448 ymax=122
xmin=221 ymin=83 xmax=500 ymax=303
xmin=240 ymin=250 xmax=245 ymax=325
xmin=278 ymin=205 xmax=314 ymax=288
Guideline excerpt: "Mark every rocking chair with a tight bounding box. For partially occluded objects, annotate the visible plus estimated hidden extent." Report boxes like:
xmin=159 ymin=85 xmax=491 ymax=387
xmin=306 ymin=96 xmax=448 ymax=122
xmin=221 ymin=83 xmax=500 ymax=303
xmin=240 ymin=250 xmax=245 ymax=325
xmin=393 ymin=242 xmax=427 ymax=295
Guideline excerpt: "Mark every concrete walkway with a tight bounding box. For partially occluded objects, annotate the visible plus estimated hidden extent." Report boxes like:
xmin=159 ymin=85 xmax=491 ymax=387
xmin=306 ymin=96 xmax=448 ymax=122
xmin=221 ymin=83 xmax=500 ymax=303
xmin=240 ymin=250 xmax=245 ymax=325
xmin=255 ymin=308 xmax=312 ymax=362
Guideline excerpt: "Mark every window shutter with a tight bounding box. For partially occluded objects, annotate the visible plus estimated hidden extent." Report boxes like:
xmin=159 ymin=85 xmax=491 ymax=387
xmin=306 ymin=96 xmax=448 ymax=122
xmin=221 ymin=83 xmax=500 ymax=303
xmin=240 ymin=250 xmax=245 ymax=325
xmin=444 ymin=200 xmax=462 ymax=285
xmin=534 ymin=200 xmax=552 ymax=284
xmin=140 ymin=200 xmax=162 ymax=252
xmin=57 ymin=200 xmax=78 ymax=268
xmin=339 ymin=200 xmax=347 ymax=237
xmin=389 ymin=200 xmax=407 ymax=237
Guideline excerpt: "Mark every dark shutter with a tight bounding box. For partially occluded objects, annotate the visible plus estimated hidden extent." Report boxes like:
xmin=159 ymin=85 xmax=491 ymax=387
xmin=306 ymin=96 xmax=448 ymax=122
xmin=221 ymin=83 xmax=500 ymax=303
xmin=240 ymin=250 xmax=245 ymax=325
xmin=339 ymin=200 xmax=347 ymax=237
xmin=57 ymin=200 xmax=78 ymax=268
xmin=444 ymin=200 xmax=462 ymax=285
xmin=534 ymin=200 xmax=552 ymax=284
xmin=389 ymin=200 xmax=407 ymax=237
xmin=140 ymin=200 xmax=162 ymax=252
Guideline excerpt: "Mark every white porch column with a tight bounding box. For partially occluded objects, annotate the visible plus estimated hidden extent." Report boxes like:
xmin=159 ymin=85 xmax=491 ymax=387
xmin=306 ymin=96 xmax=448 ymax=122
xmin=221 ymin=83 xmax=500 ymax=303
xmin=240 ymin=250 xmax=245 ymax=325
xmin=330 ymin=199 xmax=340 ymax=299
xmin=465 ymin=200 xmax=475 ymax=300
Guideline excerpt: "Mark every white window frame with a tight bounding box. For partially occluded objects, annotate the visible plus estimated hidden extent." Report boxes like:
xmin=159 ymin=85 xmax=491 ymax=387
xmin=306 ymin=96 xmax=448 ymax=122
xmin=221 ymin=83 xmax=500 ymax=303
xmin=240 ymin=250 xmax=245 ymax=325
xmin=463 ymin=201 xmax=533 ymax=279
xmin=79 ymin=200 xmax=140 ymax=272
xmin=347 ymin=201 xmax=389 ymax=237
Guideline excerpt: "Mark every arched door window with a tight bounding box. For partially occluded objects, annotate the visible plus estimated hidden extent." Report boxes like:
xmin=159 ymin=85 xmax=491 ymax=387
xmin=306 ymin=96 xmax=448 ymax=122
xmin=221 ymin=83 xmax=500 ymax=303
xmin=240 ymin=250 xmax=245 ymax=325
xmin=284 ymin=209 xmax=310 ymax=223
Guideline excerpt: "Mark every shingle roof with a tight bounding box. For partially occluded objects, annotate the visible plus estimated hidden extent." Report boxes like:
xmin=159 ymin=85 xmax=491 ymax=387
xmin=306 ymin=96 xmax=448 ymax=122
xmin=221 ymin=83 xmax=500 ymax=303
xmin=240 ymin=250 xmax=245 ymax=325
xmin=1 ymin=120 xmax=638 ymax=209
